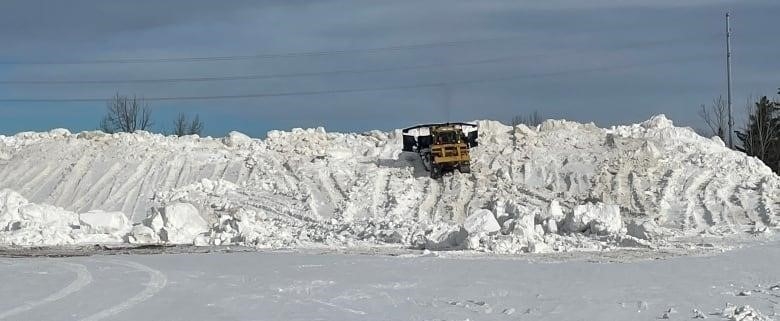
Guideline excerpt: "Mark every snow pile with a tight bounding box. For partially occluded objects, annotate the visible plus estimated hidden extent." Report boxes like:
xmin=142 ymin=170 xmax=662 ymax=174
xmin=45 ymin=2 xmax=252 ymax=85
xmin=1 ymin=115 xmax=779 ymax=252
xmin=722 ymin=305 xmax=773 ymax=321
xmin=0 ymin=189 xmax=130 ymax=245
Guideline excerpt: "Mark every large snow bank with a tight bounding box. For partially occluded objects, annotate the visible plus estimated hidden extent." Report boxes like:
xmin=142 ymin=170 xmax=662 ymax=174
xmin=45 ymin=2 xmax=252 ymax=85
xmin=1 ymin=114 xmax=778 ymax=253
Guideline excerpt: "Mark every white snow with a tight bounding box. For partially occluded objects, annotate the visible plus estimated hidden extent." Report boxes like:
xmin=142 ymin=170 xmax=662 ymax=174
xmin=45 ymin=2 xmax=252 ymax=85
xmin=723 ymin=304 xmax=773 ymax=321
xmin=3 ymin=240 xmax=780 ymax=321
xmin=141 ymin=202 xmax=209 ymax=244
xmin=563 ymin=202 xmax=623 ymax=235
xmin=0 ymin=115 xmax=778 ymax=252
xmin=222 ymin=131 xmax=252 ymax=147
xmin=79 ymin=211 xmax=130 ymax=235
xmin=0 ymin=189 xmax=129 ymax=245
xmin=463 ymin=209 xmax=501 ymax=235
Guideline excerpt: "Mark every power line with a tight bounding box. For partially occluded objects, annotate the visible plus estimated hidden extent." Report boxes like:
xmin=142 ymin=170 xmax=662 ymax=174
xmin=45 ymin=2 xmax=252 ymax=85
xmin=0 ymin=34 xmax=721 ymax=85
xmin=0 ymin=33 xmax=718 ymax=66
xmin=0 ymin=54 xmax=721 ymax=103
xmin=0 ymin=55 xmax=552 ymax=85
xmin=0 ymin=36 xmax=524 ymax=65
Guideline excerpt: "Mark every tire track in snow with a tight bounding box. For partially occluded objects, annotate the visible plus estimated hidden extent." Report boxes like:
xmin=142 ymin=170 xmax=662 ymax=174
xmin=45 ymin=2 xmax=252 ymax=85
xmin=174 ymin=157 xmax=192 ymax=188
xmin=129 ymin=158 xmax=166 ymax=222
xmin=106 ymin=157 xmax=154 ymax=216
xmin=698 ymin=177 xmax=719 ymax=227
xmin=450 ymin=175 xmax=473 ymax=222
xmin=318 ymin=166 xmax=343 ymax=212
xmin=79 ymin=259 xmax=167 ymax=321
xmin=309 ymin=299 xmax=366 ymax=315
xmin=728 ymin=185 xmax=749 ymax=227
xmin=17 ymin=163 xmax=53 ymax=197
xmin=328 ymin=170 xmax=349 ymax=200
xmin=27 ymin=164 xmax=65 ymax=201
xmin=169 ymin=157 xmax=188 ymax=190
xmin=432 ymin=177 xmax=450 ymax=221
xmin=652 ymin=169 xmax=676 ymax=227
xmin=714 ymin=181 xmax=734 ymax=227
xmin=371 ymin=170 xmax=388 ymax=217
xmin=418 ymin=179 xmax=442 ymax=221
xmin=683 ymin=171 xmax=709 ymax=232
xmin=628 ymin=171 xmax=647 ymax=215
xmin=74 ymin=162 xmax=124 ymax=212
xmin=0 ymin=262 xmax=93 ymax=320
xmin=8 ymin=157 xmax=46 ymax=190
xmin=462 ymin=175 xmax=479 ymax=220
xmin=51 ymin=152 xmax=92 ymax=206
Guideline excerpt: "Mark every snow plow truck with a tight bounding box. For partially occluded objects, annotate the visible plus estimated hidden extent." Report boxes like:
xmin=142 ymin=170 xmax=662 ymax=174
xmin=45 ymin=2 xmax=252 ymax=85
xmin=402 ymin=123 xmax=478 ymax=179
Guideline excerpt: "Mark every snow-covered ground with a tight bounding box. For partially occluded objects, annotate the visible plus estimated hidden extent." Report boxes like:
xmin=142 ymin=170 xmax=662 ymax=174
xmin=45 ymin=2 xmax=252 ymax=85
xmin=1 ymin=241 xmax=779 ymax=321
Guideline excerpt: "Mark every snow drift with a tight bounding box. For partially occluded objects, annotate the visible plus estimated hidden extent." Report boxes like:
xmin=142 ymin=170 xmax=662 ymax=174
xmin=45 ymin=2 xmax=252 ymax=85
xmin=0 ymin=115 xmax=778 ymax=252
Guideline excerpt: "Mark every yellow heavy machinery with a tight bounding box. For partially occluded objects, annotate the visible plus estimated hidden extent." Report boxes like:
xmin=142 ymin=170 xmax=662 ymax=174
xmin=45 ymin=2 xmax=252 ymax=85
xmin=402 ymin=122 xmax=478 ymax=178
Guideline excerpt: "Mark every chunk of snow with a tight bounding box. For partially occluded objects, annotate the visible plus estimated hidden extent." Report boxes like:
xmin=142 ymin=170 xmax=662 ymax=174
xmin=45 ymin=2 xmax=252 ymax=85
xmin=564 ymin=203 xmax=623 ymax=235
xmin=463 ymin=209 xmax=501 ymax=235
xmin=78 ymin=211 xmax=130 ymax=235
xmin=150 ymin=203 xmax=209 ymax=244
xmin=127 ymin=225 xmax=159 ymax=244
xmin=626 ymin=219 xmax=661 ymax=240
xmin=424 ymin=224 xmax=467 ymax=250
xmin=222 ymin=131 xmax=252 ymax=147
xmin=48 ymin=128 xmax=71 ymax=137
xmin=722 ymin=305 xmax=772 ymax=321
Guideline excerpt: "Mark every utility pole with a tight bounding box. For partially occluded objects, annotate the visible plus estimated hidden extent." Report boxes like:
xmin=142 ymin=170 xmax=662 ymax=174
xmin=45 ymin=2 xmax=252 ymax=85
xmin=726 ymin=12 xmax=734 ymax=149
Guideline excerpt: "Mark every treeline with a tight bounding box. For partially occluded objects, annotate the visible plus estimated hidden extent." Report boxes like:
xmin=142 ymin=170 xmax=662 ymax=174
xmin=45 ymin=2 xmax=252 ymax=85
xmin=699 ymin=92 xmax=780 ymax=174
xmin=735 ymin=95 xmax=779 ymax=173
xmin=98 ymin=93 xmax=204 ymax=136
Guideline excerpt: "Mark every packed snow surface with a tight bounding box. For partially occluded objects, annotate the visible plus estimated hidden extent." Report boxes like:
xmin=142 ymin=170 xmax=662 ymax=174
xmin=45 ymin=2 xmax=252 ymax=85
xmin=3 ymin=241 xmax=780 ymax=321
xmin=0 ymin=115 xmax=778 ymax=252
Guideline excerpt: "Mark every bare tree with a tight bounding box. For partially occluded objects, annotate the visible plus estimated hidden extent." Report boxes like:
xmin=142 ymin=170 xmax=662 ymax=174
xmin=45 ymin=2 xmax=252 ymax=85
xmin=100 ymin=94 xmax=153 ymax=133
xmin=173 ymin=112 xmax=204 ymax=136
xmin=511 ymin=110 xmax=543 ymax=127
xmin=697 ymin=95 xmax=728 ymax=142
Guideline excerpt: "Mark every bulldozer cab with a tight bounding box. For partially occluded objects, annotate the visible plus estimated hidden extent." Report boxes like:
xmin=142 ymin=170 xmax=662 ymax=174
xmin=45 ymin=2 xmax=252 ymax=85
xmin=402 ymin=122 xmax=478 ymax=152
xmin=432 ymin=128 xmax=460 ymax=145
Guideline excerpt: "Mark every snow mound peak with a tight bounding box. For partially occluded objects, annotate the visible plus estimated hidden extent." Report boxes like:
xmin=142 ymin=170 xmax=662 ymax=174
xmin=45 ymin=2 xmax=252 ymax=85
xmin=641 ymin=114 xmax=673 ymax=129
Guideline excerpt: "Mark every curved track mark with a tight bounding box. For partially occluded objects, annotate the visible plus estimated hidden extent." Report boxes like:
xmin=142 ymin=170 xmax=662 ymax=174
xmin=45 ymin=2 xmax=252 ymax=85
xmin=79 ymin=260 xmax=167 ymax=321
xmin=0 ymin=262 xmax=93 ymax=320
xmin=309 ymin=299 xmax=367 ymax=315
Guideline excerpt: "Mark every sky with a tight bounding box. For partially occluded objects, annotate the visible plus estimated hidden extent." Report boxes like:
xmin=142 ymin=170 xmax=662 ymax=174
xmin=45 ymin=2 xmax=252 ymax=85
xmin=0 ymin=0 xmax=778 ymax=137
